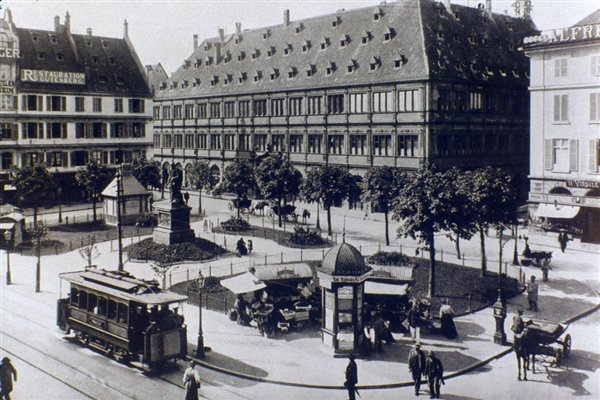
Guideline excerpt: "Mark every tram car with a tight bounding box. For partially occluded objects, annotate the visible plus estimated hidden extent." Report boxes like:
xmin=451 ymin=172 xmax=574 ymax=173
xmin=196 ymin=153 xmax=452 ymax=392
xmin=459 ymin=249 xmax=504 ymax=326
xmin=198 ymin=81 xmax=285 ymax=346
xmin=57 ymin=267 xmax=188 ymax=372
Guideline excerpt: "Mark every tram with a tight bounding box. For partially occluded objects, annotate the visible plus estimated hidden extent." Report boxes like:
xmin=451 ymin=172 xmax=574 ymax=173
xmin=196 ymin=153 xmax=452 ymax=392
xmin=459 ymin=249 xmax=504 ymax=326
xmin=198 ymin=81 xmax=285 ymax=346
xmin=57 ymin=267 xmax=188 ymax=372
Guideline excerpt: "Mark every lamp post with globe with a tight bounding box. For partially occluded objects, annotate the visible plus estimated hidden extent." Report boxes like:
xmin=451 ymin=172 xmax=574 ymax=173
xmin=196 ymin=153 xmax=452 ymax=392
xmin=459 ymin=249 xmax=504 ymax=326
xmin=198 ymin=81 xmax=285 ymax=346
xmin=4 ymin=230 xmax=12 ymax=285
xmin=195 ymin=271 xmax=206 ymax=359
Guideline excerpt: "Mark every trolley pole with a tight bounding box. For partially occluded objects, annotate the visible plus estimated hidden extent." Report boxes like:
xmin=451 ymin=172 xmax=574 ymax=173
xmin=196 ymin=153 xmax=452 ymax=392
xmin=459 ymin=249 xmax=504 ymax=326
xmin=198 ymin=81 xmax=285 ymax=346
xmin=116 ymin=167 xmax=124 ymax=271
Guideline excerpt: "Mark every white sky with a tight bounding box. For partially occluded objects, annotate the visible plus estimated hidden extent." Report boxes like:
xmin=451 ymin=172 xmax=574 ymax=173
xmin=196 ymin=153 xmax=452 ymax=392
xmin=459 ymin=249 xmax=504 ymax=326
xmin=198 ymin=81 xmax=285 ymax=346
xmin=4 ymin=0 xmax=599 ymax=75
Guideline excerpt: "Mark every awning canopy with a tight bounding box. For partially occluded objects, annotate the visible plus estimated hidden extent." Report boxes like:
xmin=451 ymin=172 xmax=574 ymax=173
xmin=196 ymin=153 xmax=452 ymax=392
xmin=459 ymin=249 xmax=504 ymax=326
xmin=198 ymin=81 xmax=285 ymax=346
xmin=535 ymin=204 xmax=580 ymax=219
xmin=221 ymin=272 xmax=266 ymax=295
xmin=253 ymin=263 xmax=313 ymax=281
xmin=0 ymin=222 xmax=15 ymax=230
xmin=364 ymin=281 xmax=408 ymax=296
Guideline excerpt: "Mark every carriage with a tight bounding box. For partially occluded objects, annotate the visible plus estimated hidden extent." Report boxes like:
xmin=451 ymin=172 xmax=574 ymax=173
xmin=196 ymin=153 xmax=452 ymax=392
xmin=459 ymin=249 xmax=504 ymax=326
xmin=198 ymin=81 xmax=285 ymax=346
xmin=57 ymin=267 xmax=188 ymax=373
xmin=520 ymin=239 xmax=552 ymax=267
xmin=265 ymin=204 xmax=298 ymax=223
xmin=527 ymin=320 xmax=571 ymax=365
xmin=227 ymin=198 xmax=254 ymax=214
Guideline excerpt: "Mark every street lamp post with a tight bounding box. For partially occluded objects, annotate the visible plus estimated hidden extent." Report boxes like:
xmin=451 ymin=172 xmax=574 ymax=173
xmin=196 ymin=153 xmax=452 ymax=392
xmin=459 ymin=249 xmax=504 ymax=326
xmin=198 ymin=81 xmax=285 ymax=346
xmin=195 ymin=271 xmax=206 ymax=359
xmin=512 ymin=224 xmax=519 ymax=265
xmin=4 ymin=230 xmax=12 ymax=285
xmin=58 ymin=186 xmax=63 ymax=224
xmin=115 ymin=167 xmax=124 ymax=271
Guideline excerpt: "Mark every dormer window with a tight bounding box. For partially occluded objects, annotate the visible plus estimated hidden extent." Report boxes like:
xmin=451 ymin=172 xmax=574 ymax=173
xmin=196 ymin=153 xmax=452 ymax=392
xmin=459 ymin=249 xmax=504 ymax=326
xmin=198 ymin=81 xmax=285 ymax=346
xmin=340 ymin=34 xmax=350 ymax=47
xmin=183 ymin=60 xmax=191 ymax=69
xmin=512 ymin=69 xmax=520 ymax=78
xmin=455 ymin=62 xmax=465 ymax=72
xmin=288 ymin=67 xmax=297 ymax=79
xmin=306 ymin=64 xmax=316 ymax=77
xmin=193 ymin=77 xmax=201 ymax=86
xmin=320 ymin=38 xmax=330 ymax=50
xmin=86 ymin=40 xmax=92 ymax=47
xmin=56 ymin=53 xmax=64 ymax=61
xmin=224 ymin=74 xmax=233 ymax=85
xmin=102 ymin=40 xmax=108 ymax=48
xmin=253 ymin=71 xmax=263 ymax=82
xmin=436 ymin=31 xmax=445 ymax=41
xmin=270 ymin=68 xmax=279 ymax=80
xmin=32 ymin=33 xmax=39 ymax=42
xmin=484 ymin=66 xmax=494 ymax=76
xmin=205 ymin=56 xmax=213 ymax=66
xmin=361 ymin=31 xmax=372 ymax=44
xmin=160 ymin=82 xmax=167 ymax=90
xmin=284 ymin=44 xmax=293 ymax=55
xmin=210 ymin=75 xmax=219 ymax=86
xmin=394 ymin=54 xmax=407 ymax=68
xmin=437 ymin=60 xmax=446 ymax=70
xmin=238 ymin=51 xmax=246 ymax=61
xmin=251 ymin=49 xmax=260 ymax=60
xmin=224 ymin=53 xmax=231 ymax=64
xmin=116 ymin=77 xmax=125 ymax=86
xmin=332 ymin=16 xmax=341 ymax=27
xmin=383 ymin=28 xmax=395 ymax=42
xmin=204 ymin=43 xmax=212 ymax=51
xmin=99 ymin=76 xmax=108 ymax=84
xmin=470 ymin=63 xmax=479 ymax=73
xmin=238 ymin=72 xmax=247 ymax=83
xmin=507 ymin=22 xmax=514 ymax=31
xmin=369 ymin=56 xmax=381 ymax=71
xmin=467 ymin=34 xmax=476 ymax=45
xmin=326 ymin=62 xmax=336 ymax=76
xmin=302 ymin=40 xmax=311 ymax=52
xmin=181 ymin=80 xmax=189 ymax=88
xmin=50 ymin=35 xmax=58 ymax=44
xmin=295 ymin=23 xmax=304 ymax=34
xmin=194 ymin=58 xmax=202 ymax=68
xmin=234 ymin=35 xmax=242 ymax=45
xmin=499 ymin=68 xmax=507 ymax=77
xmin=267 ymin=46 xmax=276 ymax=57
xmin=37 ymin=52 xmax=45 ymax=60
xmin=347 ymin=59 xmax=358 ymax=73
xmin=262 ymin=29 xmax=271 ymax=39
xmin=373 ymin=7 xmax=383 ymax=20
xmin=171 ymin=81 xmax=178 ymax=89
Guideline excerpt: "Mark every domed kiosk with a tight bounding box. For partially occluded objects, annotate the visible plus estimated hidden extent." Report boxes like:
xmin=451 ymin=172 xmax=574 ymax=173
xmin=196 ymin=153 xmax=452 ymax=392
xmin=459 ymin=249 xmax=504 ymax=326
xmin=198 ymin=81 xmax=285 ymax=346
xmin=317 ymin=242 xmax=371 ymax=357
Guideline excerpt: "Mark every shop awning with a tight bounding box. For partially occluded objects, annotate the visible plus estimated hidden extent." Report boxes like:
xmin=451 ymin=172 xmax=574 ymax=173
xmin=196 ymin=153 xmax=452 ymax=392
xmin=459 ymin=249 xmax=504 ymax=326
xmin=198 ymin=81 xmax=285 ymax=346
xmin=364 ymin=281 xmax=408 ymax=296
xmin=0 ymin=222 xmax=15 ymax=230
xmin=221 ymin=272 xmax=266 ymax=295
xmin=253 ymin=263 xmax=313 ymax=281
xmin=535 ymin=204 xmax=580 ymax=219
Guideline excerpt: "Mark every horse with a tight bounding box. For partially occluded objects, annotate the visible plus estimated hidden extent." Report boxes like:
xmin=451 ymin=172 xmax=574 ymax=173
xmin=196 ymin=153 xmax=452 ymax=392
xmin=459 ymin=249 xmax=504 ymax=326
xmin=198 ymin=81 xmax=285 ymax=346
xmin=302 ymin=209 xmax=311 ymax=224
xmin=513 ymin=328 xmax=537 ymax=381
xmin=251 ymin=201 xmax=269 ymax=216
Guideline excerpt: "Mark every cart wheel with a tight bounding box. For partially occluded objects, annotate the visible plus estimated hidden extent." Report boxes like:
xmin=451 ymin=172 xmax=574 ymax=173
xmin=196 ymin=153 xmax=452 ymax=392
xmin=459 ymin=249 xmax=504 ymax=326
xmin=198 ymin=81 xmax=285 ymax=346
xmin=563 ymin=334 xmax=572 ymax=357
xmin=228 ymin=203 xmax=234 ymax=212
xmin=267 ymin=210 xmax=275 ymax=220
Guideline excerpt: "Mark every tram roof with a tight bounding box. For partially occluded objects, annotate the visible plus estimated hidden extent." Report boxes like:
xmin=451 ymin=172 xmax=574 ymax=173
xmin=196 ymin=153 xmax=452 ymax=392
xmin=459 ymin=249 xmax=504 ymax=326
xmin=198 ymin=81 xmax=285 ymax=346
xmin=59 ymin=268 xmax=188 ymax=305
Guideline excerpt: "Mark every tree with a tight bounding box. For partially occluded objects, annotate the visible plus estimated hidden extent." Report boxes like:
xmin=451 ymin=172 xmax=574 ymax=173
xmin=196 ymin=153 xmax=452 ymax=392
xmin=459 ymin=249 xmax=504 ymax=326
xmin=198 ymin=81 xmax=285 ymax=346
xmin=131 ymin=157 xmax=162 ymax=190
xmin=12 ymin=164 xmax=57 ymax=224
xmin=216 ymin=160 xmax=255 ymax=218
xmin=465 ymin=167 xmax=518 ymax=276
xmin=186 ymin=160 xmax=213 ymax=215
xmin=75 ymin=161 xmax=113 ymax=223
xmin=362 ymin=166 xmax=405 ymax=246
xmin=391 ymin=164 xmax=453 ymax=298
xmin=78 ymin=234 xmax=101 ymax=268
xmin=151 ymin=259 xmax=175 ymax=289
xmin=301 ymin=165 xmax=353 ymax=236
xmin=444 ymin=168 xmax=476 ymax=259
xmin=30 ymin=221 xmax=48 ymax=293
xmin=256 ymin=154 xmax=302 ymax=227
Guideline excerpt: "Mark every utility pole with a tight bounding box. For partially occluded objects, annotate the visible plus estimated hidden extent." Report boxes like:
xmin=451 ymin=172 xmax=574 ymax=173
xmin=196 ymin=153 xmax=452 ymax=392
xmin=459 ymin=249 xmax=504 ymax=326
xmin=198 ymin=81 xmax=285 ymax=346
xmin=116 ymin=166 xmax=124 ymax=271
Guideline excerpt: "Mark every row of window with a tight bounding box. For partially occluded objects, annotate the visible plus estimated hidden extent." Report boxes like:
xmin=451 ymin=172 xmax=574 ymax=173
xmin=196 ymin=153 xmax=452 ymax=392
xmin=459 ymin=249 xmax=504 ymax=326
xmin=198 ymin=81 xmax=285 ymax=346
xmin=69 ymin=288 xmax=129 ymax=324
xmin=544 ymin=138 xmax=600 ymax=173
xmin=434 ymin=133 xmax=528 ymax=157
xmin=21 ymin=95 xmax=146 ymax=113
xmin=552 ymin=56 xmax=600 ymax=78
xmin=14 ymin=149 xmax=144 ymax=168
xmin=156 ymin=90 xmax=423 ymax=120
xmin=553 ymin=93 xmax=600 ymax=123
xmin=17 ymin=122 xmax=146 ymax=140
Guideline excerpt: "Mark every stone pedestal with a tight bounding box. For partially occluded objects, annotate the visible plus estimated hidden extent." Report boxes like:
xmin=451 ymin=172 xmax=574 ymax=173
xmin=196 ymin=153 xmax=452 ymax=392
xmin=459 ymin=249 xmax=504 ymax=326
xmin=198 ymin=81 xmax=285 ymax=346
xmin=153 ymin=200 xmax=196 ymax=245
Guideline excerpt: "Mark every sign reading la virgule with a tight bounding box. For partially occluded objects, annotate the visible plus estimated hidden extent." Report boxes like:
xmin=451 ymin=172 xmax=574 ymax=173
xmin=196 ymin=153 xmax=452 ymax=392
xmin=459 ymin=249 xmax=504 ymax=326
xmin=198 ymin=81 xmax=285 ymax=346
xmin=20 ymin=69 xmax=85 ymax=85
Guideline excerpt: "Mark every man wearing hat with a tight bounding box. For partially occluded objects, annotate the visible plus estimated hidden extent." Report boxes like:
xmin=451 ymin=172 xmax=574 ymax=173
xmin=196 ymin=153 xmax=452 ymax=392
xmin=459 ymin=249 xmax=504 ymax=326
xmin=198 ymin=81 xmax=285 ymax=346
xmin=344 ymin=354 xmax=358 ymax=400
xmin=183 ymin=360 xmax=201 ymax=400
xmin=407 ymin=342 xmax=426 ymax=396
xmin=424 ymin=350 xmax=444 ymax=399
xmin=0 ymin=357 xmax=17 ymax=400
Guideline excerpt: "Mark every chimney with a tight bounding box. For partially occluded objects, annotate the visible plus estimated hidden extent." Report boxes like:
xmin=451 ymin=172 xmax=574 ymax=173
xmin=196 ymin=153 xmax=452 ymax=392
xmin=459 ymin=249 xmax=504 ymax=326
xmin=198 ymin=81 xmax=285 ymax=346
xmin=54 ymin=15 xmax=60 ymax=32
xmin=218 ymin=28 xmax=225 ymax=44
xmin=193 ymin=34 xmax=198 ymax=50
xmin=284 ymin=9 xmax=290 ymax=26
xmin=445 ymin=0 xmax=451 ymax=9
xmin=86 ymin=27 xmax=93 ymax=36
xmin=123 ymin=19 xmax=129 ymax=39
xmin=485 ymin=0 xmax=493 ymax=16
xmin=235 ymin=22 xmax=242 ymax=35
xmin=64 ymin=11 xmax=71 ymax=32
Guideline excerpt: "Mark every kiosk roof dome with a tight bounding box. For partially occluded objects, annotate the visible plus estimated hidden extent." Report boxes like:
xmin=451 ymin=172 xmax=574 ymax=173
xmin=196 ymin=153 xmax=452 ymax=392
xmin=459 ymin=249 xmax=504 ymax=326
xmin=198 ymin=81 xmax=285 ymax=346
xmin=320 ymin=242 xmax=369 ymax=276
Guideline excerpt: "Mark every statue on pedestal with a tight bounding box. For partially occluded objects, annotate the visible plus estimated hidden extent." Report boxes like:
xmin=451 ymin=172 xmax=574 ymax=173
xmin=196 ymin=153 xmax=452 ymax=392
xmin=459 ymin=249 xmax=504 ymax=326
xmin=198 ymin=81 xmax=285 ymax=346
xmin=169 ymin=166 xmax=184 ymax=205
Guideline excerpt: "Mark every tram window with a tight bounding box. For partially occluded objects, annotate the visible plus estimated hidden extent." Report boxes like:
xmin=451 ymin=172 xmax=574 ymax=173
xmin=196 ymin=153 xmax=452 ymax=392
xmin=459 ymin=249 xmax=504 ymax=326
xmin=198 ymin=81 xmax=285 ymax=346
xmin=79 ymin=291 xmax=88 ymax=310
xmin=108 ymin=300 xmax=117 ymax=320
xmin=97 ymin=297 xmax=107 ymax=317
xmin=118 ymin=303 xmax=128 ymax=324
xmin=88 ymin=293 xmax=97 ymax=313
xmin=70 ymin=288 xmax=79 ymax=305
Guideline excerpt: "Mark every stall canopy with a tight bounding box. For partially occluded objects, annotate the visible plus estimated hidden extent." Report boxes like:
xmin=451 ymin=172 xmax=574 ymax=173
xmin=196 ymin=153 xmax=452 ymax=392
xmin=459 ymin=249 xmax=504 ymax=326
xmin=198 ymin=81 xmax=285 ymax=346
xmin=535 ymin=204 xmax=580 ymax=219
xmin=364 ymin=281 xmax=409 ymax=296
xmin=221 ymin=272 xmax=266 ymax=294
xmin=253 ymin=263 xmax=313 ymax=281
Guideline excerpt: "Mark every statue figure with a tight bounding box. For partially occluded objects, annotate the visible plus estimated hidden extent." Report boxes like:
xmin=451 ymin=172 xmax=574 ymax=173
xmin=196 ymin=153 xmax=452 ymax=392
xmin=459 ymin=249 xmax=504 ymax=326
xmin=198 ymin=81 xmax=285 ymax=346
xmin=169 ymin=165 xmax=184 ymax=205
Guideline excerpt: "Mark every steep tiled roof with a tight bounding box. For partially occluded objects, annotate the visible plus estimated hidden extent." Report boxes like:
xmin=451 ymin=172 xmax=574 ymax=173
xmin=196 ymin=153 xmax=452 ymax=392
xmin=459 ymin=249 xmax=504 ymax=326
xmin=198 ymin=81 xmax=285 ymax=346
xmin=573 ymin=9 xmax=600 ymax=27
xmin=157 ymin=0 xmax=537 ymax=100
xmin=102 ymin=174 xmax=149 ymax=198
xmin=16 ymin=27 xmax=151 ymax=97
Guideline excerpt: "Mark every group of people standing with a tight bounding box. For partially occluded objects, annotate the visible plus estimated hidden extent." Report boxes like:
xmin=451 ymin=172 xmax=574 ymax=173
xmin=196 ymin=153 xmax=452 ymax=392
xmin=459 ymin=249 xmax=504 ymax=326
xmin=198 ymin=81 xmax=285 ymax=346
xmin=408 ymin=343 xmax=445 ymax=398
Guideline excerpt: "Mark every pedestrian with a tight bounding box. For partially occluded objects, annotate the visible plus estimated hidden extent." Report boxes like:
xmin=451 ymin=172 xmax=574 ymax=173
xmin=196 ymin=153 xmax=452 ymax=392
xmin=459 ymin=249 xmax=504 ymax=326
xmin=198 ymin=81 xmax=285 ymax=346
xmin=527 ymin=275 xmax=539 ymax=312
xmin=344 ymin=354 xmax=358 ymax=400
xmin=0 ymin=357 xmax=17 ymax=400
xmin=511 ymin=309 xmax=525 ymax=342
xmin=183 ymin=360 xmax=201 ymax=400
xmin=203 ymin=219 xmax=209 ymax=232
xmin=408 ymin=342 xmax=426 ymax=396
xmin=424 ymin=350 xmax=444 ymax=399
xmin=362 ymin=322 xmax=373 ymax=355
xmin=408 ymin=301 xmax=423 ymax=342
xmin=247 ymin=239 xmax=253 ymax=254
xmin=236 ymin=237 xmax=247 ymax=256
xmin=539 ymin=258 xmax=551 ymax=282
xmin=439 ymin=298 xmax=457 ymax=339
xmin=184 ymin=191 xmax=190 ymax=205
xmin=558 ymin=230 xmax=569 ymax=253
xmin=373 ymin=313 xmax=386 ymax=352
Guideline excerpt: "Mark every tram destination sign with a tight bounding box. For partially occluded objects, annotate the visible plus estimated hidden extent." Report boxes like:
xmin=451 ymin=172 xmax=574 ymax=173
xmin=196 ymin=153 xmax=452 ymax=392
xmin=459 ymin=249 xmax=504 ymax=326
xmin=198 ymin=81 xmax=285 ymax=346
xmin=21 ymin=69 xmax=85 ymax=85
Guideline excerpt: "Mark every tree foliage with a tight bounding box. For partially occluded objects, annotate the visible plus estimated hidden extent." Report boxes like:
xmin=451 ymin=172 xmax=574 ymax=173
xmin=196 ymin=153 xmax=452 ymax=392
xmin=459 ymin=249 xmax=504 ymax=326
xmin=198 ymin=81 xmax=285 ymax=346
xmin=131 ymin=157 xmax=162 ymax=190
xmin=12 ymin=164 xmax=57 ymax=224
xmin=78 ymin=234 xmax=101 ymax=267
xmin=301 ymin=165 xmax=353 ymax=236
xmin=75 ymin=161 xmax=113 ymax=222
xmin=186 ymin=160 xmax=214 ymax=215
xmin=256 ymin=153 xmax=302 ymax=227
xmin=443 ymin=167 xmax=477 ymax=259
xmin=216 ymin=160 xmax=255 ymax=218
xmin=362 ymin=166 xmax=405 ymax=245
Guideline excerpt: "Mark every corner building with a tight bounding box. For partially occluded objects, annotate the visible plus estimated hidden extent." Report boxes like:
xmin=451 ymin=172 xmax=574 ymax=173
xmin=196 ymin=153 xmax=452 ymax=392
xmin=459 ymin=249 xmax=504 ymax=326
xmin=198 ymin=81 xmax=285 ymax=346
xmin=523 ymin=10 xmax=600 ymax=243
xmin=153 ymin=0 xmax=537 ymax=199
xmin=0 ymin=10 xmax=152 ymax=194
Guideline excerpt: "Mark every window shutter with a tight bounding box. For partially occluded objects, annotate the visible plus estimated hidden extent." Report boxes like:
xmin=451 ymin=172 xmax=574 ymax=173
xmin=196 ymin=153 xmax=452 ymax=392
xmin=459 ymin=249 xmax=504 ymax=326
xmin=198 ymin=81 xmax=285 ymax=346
xmin=38 ymin=96 xmax=43 ymax=111
xmin=562 ymin=95 xmax=569 ymax=121
xmin=46 ymin=96 xmax=51 ymax=111
xmin=21 ymin=95 xmax=26 ymax=111
xmin=591 ymin=94 xmax=598 ymax=121
xmin=569 ymin=139 xmax=578 ymax=172
xmin=544 ymin=139 xmax=553 ymax=170
xmin=590 ymin=140 xmax=598 ymax=172
xmin=553 ymin=95 xmax=560 ymax=121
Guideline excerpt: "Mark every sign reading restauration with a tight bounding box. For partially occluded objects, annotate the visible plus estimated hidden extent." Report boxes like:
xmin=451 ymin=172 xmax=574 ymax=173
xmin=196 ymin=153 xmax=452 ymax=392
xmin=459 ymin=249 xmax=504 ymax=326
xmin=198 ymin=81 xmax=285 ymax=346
xmin=20 ymin=69 xmax=85 ymax=85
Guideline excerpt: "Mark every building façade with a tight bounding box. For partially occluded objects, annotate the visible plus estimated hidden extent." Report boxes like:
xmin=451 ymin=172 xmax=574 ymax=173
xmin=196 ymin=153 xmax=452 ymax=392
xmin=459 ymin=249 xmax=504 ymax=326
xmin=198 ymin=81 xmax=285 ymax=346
xmin=0 ymin=10 xmax=152 ymax=198
xmin=523 ymin=9 xmax=600 ymax=243
xmin=152 ymin=0 xmax=538 ymax=201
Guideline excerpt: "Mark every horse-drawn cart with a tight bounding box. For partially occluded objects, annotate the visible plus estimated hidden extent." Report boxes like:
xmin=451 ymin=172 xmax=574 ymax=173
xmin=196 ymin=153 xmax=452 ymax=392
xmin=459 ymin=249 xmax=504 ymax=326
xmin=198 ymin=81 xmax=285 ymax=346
xmin=265 ymin=204 xmax=298 ymax=223
xmin=528 ymin=320 xmax=571 ymax=366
